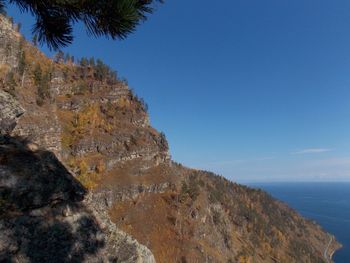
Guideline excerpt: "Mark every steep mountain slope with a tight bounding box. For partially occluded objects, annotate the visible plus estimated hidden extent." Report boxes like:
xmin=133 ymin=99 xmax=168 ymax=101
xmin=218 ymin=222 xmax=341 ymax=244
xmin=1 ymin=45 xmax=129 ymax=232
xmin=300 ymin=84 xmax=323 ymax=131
xmin=0 ymin=15 xmax=342 ymax=263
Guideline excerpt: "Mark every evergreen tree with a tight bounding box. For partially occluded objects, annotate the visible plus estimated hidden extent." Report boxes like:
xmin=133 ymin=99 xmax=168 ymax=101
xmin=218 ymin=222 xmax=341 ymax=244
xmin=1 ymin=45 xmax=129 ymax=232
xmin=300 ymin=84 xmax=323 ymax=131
xmin=78 ymin=57 xmax=89 ymax=80
xmin=18 ymin=36 xmax=25 ymax=50
xmin=80 ymin=57 xmax=89 ymax=67
xmin=65 ymin=53 xmax=71 ymax=63
xmin=95 ymin=59 xmax=107 ymax=81
xmin=109 ymin=70 xmax=118 ymax=83
xmin=17 ymin=51 xmax=26 ymax=76
xmin=32 ymin=33 xmax=38 ymax=47
xmin=16 ymin=22 xmax=21 ymax=32
xmin=0 ymin=1 xmax=5 ymax=14
xmin=0 ymin=0 xmax=163 ymax=49
xmin=33 ymin=64 xmax=42 ymax=87
xmin=89 ymin=57 xmax=95 ymax=67
xmin=54 ymin=50 xmax=65 ymax=63
xmin=33 ymin=64 xmax=51 ymax=106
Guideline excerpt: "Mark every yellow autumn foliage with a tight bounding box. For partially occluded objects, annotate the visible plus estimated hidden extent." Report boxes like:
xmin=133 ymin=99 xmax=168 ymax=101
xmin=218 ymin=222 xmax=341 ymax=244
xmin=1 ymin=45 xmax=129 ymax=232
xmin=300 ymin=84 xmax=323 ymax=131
xmin=67 ymin=158 xmax=103 ymax=190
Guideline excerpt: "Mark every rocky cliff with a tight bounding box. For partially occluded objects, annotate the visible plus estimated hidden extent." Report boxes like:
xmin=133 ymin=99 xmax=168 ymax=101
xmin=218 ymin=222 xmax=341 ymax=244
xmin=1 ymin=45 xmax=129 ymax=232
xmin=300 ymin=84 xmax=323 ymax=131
xmin=0 ymin=15 xmax=342 ymax=263
xmin=0 ymin=134 xmax=156 ymax=263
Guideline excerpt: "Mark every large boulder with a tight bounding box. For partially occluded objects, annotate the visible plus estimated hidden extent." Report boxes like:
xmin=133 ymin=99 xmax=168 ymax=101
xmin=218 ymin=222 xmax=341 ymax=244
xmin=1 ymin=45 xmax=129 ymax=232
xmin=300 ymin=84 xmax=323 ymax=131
xmin=0 ymin=137 xmax=156 ymax=262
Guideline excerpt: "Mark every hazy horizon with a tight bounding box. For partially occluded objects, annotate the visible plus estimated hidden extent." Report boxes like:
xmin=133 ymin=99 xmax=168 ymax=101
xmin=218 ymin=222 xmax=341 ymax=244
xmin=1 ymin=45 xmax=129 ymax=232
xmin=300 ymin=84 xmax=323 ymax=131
xmin=7 ymin=0 xmax=350 ymax=183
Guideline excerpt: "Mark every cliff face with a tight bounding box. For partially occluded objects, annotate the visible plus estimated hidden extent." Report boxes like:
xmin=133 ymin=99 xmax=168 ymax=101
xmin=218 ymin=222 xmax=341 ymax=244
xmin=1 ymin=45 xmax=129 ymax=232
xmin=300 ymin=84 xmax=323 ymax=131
xmin=0 ymin=16 xmax=20 ymax=68
xmin=0 ymin=15 xmax=342 ymax=263
xmin=0 ymin=135 xmax=155 ymax=263
xmin=0 ymin=90 xmax=24 ymax=133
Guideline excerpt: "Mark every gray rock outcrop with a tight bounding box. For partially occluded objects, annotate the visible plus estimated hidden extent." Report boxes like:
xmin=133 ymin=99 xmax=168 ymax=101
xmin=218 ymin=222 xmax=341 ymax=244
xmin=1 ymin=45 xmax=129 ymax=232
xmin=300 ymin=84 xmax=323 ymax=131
xmin=0 ymin=90 xmax=24 ymax=134
xmin=0 ymin=136 xmax=156 ymax=263
xmin=0 ymin=15 xmax=20 ymax=68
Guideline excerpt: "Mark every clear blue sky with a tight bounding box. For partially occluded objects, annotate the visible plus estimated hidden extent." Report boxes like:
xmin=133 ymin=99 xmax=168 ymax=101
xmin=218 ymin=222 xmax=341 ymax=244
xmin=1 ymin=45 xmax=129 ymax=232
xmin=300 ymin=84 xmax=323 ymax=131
xmin=7 ymin=0 xmax=350 ymax=182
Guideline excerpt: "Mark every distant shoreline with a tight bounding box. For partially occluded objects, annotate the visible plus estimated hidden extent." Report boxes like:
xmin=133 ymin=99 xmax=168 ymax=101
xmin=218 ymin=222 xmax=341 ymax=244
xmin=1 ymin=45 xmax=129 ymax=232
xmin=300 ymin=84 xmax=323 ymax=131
xmin=253 ymin=183 xmax=348 ymax=262
xmin=324 ymin=235 xmax=332 ymax=263
xmin=247 ymin=181 xmax=350 ymax=186
xmin=331 ymin=242 xmax=344 ymax=262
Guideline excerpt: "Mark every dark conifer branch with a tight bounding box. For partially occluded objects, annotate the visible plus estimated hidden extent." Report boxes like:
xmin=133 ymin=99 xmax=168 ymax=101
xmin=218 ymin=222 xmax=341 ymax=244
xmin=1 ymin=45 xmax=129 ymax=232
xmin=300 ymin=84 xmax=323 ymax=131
xmin=4 ymin=0 xmax=163 ymax=49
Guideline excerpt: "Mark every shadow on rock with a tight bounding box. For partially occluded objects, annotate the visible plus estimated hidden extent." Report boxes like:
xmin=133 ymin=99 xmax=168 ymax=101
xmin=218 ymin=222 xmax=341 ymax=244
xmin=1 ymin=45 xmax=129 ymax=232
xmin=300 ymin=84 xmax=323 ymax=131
xmin=0 ymin=135 xmax=106 ymax=262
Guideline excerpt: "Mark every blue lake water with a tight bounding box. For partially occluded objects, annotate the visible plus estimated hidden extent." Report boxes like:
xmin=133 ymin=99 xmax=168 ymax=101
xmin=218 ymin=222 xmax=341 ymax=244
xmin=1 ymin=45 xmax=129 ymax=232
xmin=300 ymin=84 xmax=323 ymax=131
xmin=250 ymin=182 xmax=350 ymax=263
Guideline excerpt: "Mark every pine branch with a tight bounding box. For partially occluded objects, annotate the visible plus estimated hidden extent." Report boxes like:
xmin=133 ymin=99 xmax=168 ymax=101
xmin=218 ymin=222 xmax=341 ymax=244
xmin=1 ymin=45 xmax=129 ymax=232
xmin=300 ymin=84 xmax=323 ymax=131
xmin=6 ymin=0 xmax=163 ymax=50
